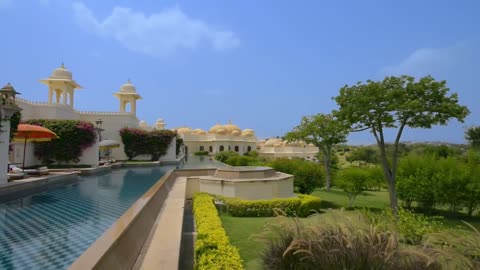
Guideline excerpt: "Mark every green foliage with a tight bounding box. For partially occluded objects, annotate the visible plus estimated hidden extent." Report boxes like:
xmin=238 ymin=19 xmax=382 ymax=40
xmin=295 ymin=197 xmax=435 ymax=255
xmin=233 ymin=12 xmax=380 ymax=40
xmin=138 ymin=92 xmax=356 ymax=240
xmin=24 ymin=119 xmax=96 ymax=164
xmin=285 ymin=113 xmax=349 ymax=190
xmin=119 ymin=128 xmax=175 ymax=160
xmin=334 ymin=75 xmax=470 ymax=214
xmin=176 ymin=136 xmax=183 ymax=156
xmin=9 ymin=111 xmax=21 ymax=142
xmin=268 ymin=158 xmax=324 ymax=194
xmin=194 ymin=150 xmax=209 ymax=156
xmin=424 ymin=144 xmax=461 ymax=159
xmin=225 ymin=155 xmax=258 ymax=166
xmin=243 ymin=150 xmax=258 ymax=158
xmin=214 ymin=150 xmax=238 ymax=162
xmin=218 ymin=194 xmax=321 ymax=218
xmin=192 ymin=193 xmax=244 ymax=270
xmin=466 ymin=126 xmax=480 ymax=149
xmin=364 ymin=166 xmax=385 ymax=191
xmin=337 ymin=168 xmax=370 ymax=207
xmin=258 ymin=211 xmax=448 ymax=270
xmin=346 ymin=146 xmax=379 ymax=165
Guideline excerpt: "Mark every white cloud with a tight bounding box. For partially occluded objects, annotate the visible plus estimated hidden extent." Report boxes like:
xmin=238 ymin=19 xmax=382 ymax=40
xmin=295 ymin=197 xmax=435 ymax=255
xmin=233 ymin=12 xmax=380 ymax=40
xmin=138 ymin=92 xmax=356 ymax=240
xmin=72 ymin=2 xmax=240 ymax=57
xmin=382 ymin=42 xmax=473 ymax=76
xmin=0 ymin=0 xmax=12 ymax=9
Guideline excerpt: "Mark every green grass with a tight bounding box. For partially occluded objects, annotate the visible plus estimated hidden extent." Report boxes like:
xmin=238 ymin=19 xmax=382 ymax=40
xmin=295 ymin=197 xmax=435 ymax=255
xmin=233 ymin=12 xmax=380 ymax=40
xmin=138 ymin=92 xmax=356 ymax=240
xmin=220 ymin=188 xmax=480 ymax=269
xmin=220 ymin=215 xmax=273 ymax=270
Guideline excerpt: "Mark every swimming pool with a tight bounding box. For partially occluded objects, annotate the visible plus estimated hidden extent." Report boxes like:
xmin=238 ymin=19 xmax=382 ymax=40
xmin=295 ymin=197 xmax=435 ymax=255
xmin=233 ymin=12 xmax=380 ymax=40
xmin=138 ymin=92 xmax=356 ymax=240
xmin=0 ymin=166 xmax=173 ymax=270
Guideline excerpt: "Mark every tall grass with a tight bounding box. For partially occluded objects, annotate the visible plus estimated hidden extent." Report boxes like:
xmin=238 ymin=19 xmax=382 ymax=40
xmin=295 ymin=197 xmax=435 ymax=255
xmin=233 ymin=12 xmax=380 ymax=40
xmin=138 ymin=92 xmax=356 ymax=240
xmin=256 ymin=211 xmax=467 ymax=270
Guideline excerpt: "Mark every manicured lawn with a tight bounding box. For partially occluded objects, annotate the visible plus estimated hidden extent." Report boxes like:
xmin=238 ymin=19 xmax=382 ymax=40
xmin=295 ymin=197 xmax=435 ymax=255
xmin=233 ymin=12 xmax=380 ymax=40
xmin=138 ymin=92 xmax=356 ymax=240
xmin=220 ymin=215 xmax=273 ymax=270
xmin=221 ymin=188 xmax=480 ymax=269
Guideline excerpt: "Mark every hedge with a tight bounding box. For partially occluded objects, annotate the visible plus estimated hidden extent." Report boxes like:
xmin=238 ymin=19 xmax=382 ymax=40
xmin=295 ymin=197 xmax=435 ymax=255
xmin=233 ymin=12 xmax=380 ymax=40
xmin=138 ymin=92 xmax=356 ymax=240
xmin=119 ymin=128 xmax=176 ymax=160
xmin=218 ymin=194 xmax=322 ymax=218
xmin=192 ymin=193 xmax=244 ymax=270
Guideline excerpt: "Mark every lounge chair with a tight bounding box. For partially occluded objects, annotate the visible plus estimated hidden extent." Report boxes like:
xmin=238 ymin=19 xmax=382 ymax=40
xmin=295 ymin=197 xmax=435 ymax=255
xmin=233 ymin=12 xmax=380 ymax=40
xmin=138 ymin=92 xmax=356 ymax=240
xmin=24 ymin=166 xmax=49 ymax=176
xmin=8 ymin=172 xmax=25 ymax=181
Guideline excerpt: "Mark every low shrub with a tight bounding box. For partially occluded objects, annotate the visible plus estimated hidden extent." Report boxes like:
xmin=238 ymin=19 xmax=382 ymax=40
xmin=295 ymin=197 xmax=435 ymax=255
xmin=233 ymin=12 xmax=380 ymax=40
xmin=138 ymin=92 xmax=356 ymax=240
xmin=225 ymin=155 xmax=258 ymax=166
xmin=219 ymin=194 xmax=322 ymax=218
xmin=194 ymin=150 xmax=209 ymax=156
xmin=268 ymin=158 xmax=324 ymax=194
xmin=215 ymin=151 xmax=238 ymax=162
xmin=192 ymin=193 xmax=243 ymax=270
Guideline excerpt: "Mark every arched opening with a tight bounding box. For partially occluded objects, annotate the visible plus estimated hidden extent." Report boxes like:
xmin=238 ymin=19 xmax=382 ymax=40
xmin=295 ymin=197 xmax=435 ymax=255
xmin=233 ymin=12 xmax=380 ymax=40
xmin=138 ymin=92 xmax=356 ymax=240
xmin=219 ymin=145 xmax=224 ymax=152
xmin=200 ymin=146 xmax=204 ymax=151
xmin=125 ymin=102 xmax=131 ymax=113
xmin=209 ymin=146 xmax=213 ymax=152
xmin=234 ymin=146 xmax=239 ymax=152
xmin=247 ymin=146 xmax=252 ymax=152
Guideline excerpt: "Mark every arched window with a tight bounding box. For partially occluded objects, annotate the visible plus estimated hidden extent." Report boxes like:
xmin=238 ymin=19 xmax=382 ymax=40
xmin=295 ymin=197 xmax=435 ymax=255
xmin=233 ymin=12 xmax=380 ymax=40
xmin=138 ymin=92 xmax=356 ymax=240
xmin=209 ymin=146 xmax=213 ymax=152
xmin=234 ymin=146 xmax=239 ymax=152
xmin=247 ymin=146 xmax=252 ymax=152
xmin=200 ymin=146 xmax=204 ymax=151
xmin=219 ymin=145 xmax=224 ymax=152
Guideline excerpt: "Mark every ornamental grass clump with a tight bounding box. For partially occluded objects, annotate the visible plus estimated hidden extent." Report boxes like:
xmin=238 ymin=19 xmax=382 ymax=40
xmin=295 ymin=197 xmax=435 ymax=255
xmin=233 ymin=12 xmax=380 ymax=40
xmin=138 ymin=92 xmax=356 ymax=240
xmin=257 ymin=211 xmax=458 ymax=270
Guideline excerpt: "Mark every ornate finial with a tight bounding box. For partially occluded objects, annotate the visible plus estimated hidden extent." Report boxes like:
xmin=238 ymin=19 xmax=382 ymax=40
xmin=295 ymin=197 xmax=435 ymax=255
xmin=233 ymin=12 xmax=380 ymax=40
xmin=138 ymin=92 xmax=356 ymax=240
xmin=127 ymin=78 xmax=131 ymax=83
xmin=6 ymin=82 xmax=11 ymax=86
xmin=228 ymin=120 xmax=232 ymax=124
xmin=61 ymin=62 xmax=65 ymax=68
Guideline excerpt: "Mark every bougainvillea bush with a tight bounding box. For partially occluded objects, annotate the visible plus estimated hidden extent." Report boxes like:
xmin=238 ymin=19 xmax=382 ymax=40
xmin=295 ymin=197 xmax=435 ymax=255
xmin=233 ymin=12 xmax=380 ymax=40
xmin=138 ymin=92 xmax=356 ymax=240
xmin=24 ymin=119 xmax=97 ymax=164
xmin=119 ymin=128 xmax=176 ymax=160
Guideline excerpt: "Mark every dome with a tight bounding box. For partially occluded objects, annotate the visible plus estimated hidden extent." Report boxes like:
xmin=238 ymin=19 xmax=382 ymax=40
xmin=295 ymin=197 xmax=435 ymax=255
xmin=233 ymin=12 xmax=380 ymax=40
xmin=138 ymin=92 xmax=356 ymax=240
xmin=193 ymin=128 xmax=207 ymax=135
xmin=283 ymin=140 xmax=305 ymax=147
xmin=264 ymin=138 xmax=282 ymax=147
xmin=50 ymin=63 xmax=72 ymax=80
xmin=231 ymin=130 xmax=241 ymax=136
xmin=176 ymin=127 xmax=193 ymax=135
xmin=241 ymin=129 xmax=255 ymax=137
xmin=224 ymin=121 xmax=241 ymax=134
xmin=120 ymin=79 xmax=137 ymax=93
xmin=216 ymin=128 xmax=226 ymax=135
xmin=139 ymin=120 xmax=148 ymax=129
xmin=209 ymin=123 xmax=224 ymax=133
xmin=156 ymin=118 xmax=164 ymax=123
xmin=273 ymin=142 xmax=283 ymax=147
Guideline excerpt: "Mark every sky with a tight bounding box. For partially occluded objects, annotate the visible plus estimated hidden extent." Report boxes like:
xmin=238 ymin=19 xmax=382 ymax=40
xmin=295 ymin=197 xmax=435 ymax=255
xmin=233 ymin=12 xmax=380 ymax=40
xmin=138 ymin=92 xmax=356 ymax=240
xmin=0 ymin=0 xmax=479 ymax=144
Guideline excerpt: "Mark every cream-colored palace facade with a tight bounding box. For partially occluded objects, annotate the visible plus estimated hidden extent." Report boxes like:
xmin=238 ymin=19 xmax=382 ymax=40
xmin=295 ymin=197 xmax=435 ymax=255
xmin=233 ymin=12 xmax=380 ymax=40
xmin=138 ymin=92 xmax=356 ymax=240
xmin=13 ymin=64 xmax=176 ymax=167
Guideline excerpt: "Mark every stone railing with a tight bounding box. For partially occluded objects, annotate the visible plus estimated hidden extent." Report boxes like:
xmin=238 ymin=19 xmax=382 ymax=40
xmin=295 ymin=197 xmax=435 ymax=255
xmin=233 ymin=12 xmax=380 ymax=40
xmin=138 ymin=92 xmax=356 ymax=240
xmin=16 ymin=97 xmax=51 ymax=106
xmin=77 ymin=111 xmax=133 ymax=116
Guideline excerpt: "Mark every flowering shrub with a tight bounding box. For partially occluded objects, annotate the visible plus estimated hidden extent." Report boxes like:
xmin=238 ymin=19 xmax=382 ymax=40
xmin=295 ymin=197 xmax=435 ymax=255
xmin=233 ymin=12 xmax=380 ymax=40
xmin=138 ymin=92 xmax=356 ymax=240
xmin=193 ymin=193 xmax=244 ymax=270
xmin=119 ymin=128 xmax=176 ymax=160
xmin=24 ymin=119 xmax=96 ymax=164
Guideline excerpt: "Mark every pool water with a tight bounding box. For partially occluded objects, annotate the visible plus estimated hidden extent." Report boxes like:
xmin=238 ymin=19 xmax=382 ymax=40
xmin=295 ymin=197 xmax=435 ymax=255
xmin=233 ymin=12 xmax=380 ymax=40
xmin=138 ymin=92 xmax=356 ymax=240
xmin=0 ymin=167 xmax=172 ymax=270
xmin=179 ymin=155 xmax=230 ymax=169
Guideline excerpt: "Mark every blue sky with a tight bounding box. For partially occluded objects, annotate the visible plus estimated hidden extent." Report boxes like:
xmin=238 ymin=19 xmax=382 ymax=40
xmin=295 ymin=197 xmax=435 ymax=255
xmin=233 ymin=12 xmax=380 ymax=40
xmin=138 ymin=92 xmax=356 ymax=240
xmin=0 ymin=0 xmax=479 ymax=144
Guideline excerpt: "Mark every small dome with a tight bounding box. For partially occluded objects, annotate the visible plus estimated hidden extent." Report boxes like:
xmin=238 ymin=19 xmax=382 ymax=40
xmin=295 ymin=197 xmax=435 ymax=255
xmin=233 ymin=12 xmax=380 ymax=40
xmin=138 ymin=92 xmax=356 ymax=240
xmin=264 ymin=138 xmax=282 ymax=147
xmin=176 ymin=127 xmax=193 ymax=135
xmin=242 ymin=129 xmax=255 ymax=137
xmin=120 ymin=79 xmax=137 ymax=93
xmin=51 ymin=63 xmax=73 ymax=80
xmin=216 ymin=128 xmax=226 ymax=135
xmin=156 ymin=118 xmax=164 ymax=123
xmin=193 ymin=128 xmax=207 ymax=135
xmin=224 ymin=121 xmax=241 ymax=134
xmin=231 ymin=130 xmax=241 ymax=136
xmin=139 ymin=120 xmax=148 ymax=128
xmin=273 ymin=142 xmax=283 ymax=147
xmin=209 ymin=123 xmax=224 ymax=133
xmin=283 ymin=140 xmax=305 ymax=147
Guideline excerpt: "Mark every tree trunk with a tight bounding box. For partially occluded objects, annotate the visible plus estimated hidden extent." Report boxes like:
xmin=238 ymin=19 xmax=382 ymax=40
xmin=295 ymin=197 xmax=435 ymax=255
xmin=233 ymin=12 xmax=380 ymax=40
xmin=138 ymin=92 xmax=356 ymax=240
xmin=323 ymin=153 xmax=331 ymax=191
xmin=386 ymin=178 xmax=398 ymax=216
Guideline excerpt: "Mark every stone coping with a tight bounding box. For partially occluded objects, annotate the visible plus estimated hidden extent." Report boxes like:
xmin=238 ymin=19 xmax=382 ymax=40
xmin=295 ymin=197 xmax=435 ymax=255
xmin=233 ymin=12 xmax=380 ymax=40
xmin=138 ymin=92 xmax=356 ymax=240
xmin=194 ymin=171 xmax=291 ymax=183
xmin=216 ymin=166 xmax=272 ymax=172
xmin=69 ymin=169 xmax=177 ymax=270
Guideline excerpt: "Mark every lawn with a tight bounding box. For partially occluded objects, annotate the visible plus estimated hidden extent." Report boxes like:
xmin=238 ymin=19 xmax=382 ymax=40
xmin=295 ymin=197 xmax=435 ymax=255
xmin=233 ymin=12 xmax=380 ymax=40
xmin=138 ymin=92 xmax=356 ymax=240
xmin=221 ymin=188 xmax=480 ymax=269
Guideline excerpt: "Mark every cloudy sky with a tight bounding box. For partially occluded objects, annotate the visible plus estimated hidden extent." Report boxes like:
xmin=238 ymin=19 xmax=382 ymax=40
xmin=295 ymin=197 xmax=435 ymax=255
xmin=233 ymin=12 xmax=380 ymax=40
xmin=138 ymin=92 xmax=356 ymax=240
xmin=0 ymin=0 xmax=479 ymax=143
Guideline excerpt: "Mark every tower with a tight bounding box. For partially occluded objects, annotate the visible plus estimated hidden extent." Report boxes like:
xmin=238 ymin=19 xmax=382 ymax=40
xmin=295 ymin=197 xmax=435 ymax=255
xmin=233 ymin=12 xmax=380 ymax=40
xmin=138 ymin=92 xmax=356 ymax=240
xmin=113 ymin=79 xmax=142 ymax=115
xmin=40 ymin=63 xmax=82 ymax=107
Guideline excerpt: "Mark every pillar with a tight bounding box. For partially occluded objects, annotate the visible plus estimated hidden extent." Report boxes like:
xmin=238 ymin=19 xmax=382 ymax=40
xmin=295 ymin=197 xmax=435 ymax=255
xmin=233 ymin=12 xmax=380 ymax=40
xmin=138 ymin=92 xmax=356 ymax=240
xmin=69 ymin=91 xmax=74 ymax=107
xmin=48 ymin=88 xmax=53 ymax=104
xmin=131 ymin=99 xmax=136 ymax=115
xmin=0 ymin=119 xmax=11 ymax=184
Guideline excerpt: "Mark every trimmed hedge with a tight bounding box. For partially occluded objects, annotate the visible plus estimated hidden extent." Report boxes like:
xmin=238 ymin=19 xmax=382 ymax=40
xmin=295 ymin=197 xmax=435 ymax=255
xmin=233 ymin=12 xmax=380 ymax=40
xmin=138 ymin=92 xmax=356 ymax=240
xmin=193 ymin=193 xmax=244 ymax=270
xmin=218 ymin=194 xmax=322 ymax=217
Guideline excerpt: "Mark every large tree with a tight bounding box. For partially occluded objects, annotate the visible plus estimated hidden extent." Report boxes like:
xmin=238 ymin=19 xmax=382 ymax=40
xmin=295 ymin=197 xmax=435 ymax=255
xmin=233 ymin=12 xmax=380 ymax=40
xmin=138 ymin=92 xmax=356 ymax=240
xmin=466 ymin=126 xmax=480 ymax=148
xmin=334 ymin=75 xmax=469 ymax=214
xmin=285 ymin=113 xmax=349 ymax=191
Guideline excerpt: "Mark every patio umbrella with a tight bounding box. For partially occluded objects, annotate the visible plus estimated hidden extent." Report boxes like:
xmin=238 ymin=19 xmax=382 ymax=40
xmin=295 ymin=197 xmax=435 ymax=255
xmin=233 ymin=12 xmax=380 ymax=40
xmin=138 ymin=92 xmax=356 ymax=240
xmin=99 ymin=139 xmax=120 ymax=160
xmin=14 ymin=124 xmax=59 ymax=170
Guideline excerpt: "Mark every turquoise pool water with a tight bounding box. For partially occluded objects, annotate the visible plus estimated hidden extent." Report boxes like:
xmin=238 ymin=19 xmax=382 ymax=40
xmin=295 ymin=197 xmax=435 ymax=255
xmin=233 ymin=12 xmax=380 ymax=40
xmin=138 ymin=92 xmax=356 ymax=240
xmin=0 ymin=166 xmax=172 ymax=270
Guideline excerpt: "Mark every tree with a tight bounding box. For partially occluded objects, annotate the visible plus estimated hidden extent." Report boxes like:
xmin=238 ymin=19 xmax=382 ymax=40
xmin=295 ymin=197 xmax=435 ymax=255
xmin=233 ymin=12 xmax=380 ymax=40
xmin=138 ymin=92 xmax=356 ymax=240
xmin=346 ymin=146 xmax=379 ymax=166
xmin=334 ymin=75 xmax=469 ymax=215
xmin=338 ymin=168 xmax=369 ymax=207
xmin=285 ymin=113 xmax=349 ymax=191
xmin=466 ymin=126 xmax=480 ymax=149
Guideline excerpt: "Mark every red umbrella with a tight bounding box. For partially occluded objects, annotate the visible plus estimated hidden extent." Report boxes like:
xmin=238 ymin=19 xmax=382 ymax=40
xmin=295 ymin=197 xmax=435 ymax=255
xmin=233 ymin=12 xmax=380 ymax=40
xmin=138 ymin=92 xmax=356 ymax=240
xmin=14 ymin=124 xmax=59 ymax=170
